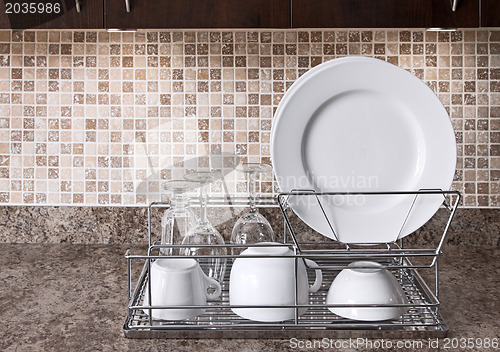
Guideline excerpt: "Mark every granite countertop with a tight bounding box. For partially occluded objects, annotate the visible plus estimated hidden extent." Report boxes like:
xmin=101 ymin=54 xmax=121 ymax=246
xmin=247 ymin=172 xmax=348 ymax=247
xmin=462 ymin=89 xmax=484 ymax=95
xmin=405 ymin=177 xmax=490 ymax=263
xmin=0 ymin=244 xmax=498 ymax=352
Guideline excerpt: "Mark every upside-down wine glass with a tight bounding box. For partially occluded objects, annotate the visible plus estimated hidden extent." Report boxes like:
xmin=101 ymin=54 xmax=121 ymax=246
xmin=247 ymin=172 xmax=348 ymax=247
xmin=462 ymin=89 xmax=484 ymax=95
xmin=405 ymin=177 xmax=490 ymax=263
xmin=181 ymin=170 xmax=227 ymax=284
xmin=159 ymin=180 xmax=199 ymax=256
xmin=230 ymin=163 xmax=275 ymax=255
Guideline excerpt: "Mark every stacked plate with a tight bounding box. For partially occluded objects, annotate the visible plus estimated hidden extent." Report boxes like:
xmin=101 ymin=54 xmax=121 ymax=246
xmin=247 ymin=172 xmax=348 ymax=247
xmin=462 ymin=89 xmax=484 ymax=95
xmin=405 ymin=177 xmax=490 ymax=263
xmin=271 ymin=56 xmax=456 ymax=244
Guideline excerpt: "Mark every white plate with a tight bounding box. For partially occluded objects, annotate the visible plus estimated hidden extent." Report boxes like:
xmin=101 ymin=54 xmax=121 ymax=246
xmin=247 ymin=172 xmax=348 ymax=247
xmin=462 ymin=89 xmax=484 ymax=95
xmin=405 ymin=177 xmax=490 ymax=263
xmin=271 ymin=57 xmax=456 ymax=244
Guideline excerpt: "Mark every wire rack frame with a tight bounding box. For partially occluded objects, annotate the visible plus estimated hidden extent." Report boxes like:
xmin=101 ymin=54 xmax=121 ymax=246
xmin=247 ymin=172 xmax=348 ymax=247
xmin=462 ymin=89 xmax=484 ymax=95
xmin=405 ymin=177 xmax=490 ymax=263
xmin=124 ymin=189 xmax=460 ymax=338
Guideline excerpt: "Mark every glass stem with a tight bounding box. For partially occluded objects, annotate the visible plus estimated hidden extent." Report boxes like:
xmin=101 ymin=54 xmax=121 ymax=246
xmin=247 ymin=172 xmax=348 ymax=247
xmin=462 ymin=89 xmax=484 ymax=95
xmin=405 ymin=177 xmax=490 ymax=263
xmin=248 ymin=172 xmax=257 ymax=213
xmin=200 ymin=183 xmax=208 ymax=224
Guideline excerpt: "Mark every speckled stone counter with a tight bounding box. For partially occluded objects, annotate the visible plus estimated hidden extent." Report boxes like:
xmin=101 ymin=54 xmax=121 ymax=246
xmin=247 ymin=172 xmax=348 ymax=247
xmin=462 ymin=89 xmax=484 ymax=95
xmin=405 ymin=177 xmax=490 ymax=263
xmin=0 ymin=244 xmax=498 ymax=352
xmin=1 ymin=206 xmax=499 ymax=246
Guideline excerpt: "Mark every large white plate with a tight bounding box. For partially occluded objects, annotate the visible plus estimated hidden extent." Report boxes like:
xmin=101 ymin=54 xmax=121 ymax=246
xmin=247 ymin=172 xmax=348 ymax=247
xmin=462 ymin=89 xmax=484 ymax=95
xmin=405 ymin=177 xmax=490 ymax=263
xmin=271 ymin=57 xmax=456 ymax=244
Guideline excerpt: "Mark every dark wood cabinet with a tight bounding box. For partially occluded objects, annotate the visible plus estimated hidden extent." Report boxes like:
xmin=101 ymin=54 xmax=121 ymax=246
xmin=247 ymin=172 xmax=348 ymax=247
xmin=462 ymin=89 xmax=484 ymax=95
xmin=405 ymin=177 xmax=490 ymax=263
xmin=105 ymin=0 xmax=289 ymax=29
xmin=480 ymin=0 xmax=500 ymax=27
xmin=0 ymin=0 xmax=103 ymax=29
xmin=292 ymin=0 xmax=479 ymax=28
xmin=0 ymin=0 xmax=491 ymax=30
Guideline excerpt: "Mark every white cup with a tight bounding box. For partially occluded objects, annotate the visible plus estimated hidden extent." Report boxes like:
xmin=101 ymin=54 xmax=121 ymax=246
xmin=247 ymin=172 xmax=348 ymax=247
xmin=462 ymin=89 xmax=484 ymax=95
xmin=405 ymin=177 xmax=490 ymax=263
xmin=143 ymin=258 xmax=221 ymax=320
xmin=230 ymin=243 xmax=322 ymax=322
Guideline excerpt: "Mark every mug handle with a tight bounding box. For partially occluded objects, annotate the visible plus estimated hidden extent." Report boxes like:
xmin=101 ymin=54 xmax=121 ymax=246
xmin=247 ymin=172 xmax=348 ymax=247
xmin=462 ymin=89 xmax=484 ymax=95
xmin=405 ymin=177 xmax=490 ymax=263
xmin=305 ymin=259 xmax=322 ymax=293
xmin=203 ymin=276 xmax=222 ymax=301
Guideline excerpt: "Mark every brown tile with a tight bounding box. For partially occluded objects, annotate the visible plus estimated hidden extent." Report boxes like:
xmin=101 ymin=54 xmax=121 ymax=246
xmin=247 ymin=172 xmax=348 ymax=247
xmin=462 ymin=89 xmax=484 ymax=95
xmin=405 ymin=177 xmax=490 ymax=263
xmin=298 ymin=32 xmax=309 ymax=43
xmin=334 ymin=31 xmax=346 ymax=42
xmin=11 ymin=68 xmax=22 ymax=79
xmin=335 ymin=44 xmax=347 ymax=55
xmin=260 ymin=32 xmax=271 ymax=43
xmin=73 ymin=143 xmax=84 ymax=154
xmin=61 ymin=69 xmax=72 ymax=79
xmin=110 ymin=44 xmax=121 ymax=55
xmin=0 ymin=192 xmax=8 ymax=203
xmin=0 ymin=168 xmax=9 ymax=178
xmin=110 ymin=157 xmax=122 ymax=168
xmin=233 ymin=56 xmax=245 ymax=68
xmin=298 ymin=31 xmax=314 ymax=43
xmin=359 ymin=31 xmax=372 ymax=42
xmin=464 ymin=81 xmax=476 ymax=92
xmin=11 ymin=130 xmax=22 ymax=141
xmin=387 ymin=56 xmax=399 ymax=66
xmin=399 ymin=30 xmax=411 ymax=42
xmin=24 ymin=31 xmax=35 ymax=42
xmin=477 ymin=68 xmax=488 ymax=80
xmin=477 ymin=56 xmax=488 ymax=67
xmin=210 ymin=81 xmax=221 ymax=92
xmin=85 ymin=56 xmax=96 ymax=67
xmin=491 ymin=43 xmax=500 ymax=55
xmin=451 ymin=31 xmax=463 ymax=42
xmin=477 ymin=158 xmax=488 ymax=169
xmin=451 ymin=43 xmax=463 ymax=55
xmin=426 ymin=56 xmax=437 ymax=67
xmin=244 ymin=32 xmax=257 ymax=43
xmin=23 ymin=118 xmax=34 ymax=129
xmin=235 ymin=107 xmax=247 ymax=117
xmin=86 ymin=32 xmax=97 ymax=43
xmin=36 ymin=156 xmax=46 ymax=166
xmin=98 ymin=193 xmax=109 ymax=205
xmin=12 ymin=31 xmax=23 ymax=42
xmin=477 ymin=43 xmax=488 ymax=54
xmin=425 ymin=44 xmax=436 ymax=55
xmin=48 ymin=168 xmax=59 ymax=179
xmin=491 ymin=82 xmax=500 ymax=92
xmin=85 ymin=94 xmax=97 ymax=105
xmin=0 ymin=31 xmax=10 ymax=42
xmin=146 ymin=32 xmax=158 ymax=43
xmin=60 ymin=181 xmax=71 ymax=192
xmin=22 ymin=131 xmax=34 ymax=141
xmin=85 ymin=131 xmax=96 ymax=142
xmin=24 ymin=56 xmax=35 ymax=67
xmin=0 ymin=43 xmax=9 ymax=54
xmin=60 ymin=143 xmax=71 ymax=154
xmin=159 ymin=32 xmax=171 ymax=43
xmin=400 ymin=44 xmax=411 ymax=55
xmin=22 ymin=193 xmax=34 ymax=204
xmin=61 ymin=44 xmax=72 ymax=55
xmin=412 ymin=31 xmax=424 ymax=42
xmin=222 ymin=43 xmax=233 ymax=55
xmin=222 ymin=56 xmax=233 ymax=67
xmin=491 ymin=68 xmax=500 ymax=80
xmin=122 ymin=57 xmax=133 ymax=67
xmin=310 ymin=57 xmax=321 ymax=67
xmin=412 ymin=44 xmax=423 ymax=55
xmin=74 ymin=32 xmax=85 ymax=42
xmin=248 ymin=131 xmax=259 ymax=143
xmin=374 ymin=44 xmax=385 ymax=55
xmin=438 ymin=31 xmax=450 ymax=42
xmin=451 ymin=68 xmax=462 ymax=80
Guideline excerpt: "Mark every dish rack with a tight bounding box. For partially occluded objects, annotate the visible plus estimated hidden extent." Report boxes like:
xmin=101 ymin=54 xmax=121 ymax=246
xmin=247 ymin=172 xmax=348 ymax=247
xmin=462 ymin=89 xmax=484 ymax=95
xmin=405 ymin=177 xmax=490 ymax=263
xmin=123 ymin=189 xmax=460 ymax=339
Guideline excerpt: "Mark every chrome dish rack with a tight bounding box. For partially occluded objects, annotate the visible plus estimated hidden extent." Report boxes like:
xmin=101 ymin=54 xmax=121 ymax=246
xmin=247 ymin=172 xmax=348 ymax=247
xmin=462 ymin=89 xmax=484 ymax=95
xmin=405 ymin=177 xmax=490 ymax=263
xmin=124 ymin=190 xmax=460 ymax=339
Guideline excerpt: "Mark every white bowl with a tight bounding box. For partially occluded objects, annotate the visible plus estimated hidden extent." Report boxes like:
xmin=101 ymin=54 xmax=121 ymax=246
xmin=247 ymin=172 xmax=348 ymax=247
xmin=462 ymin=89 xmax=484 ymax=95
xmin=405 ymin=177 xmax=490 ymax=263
xmin=326 ymin=261 xmax=407 ymax=321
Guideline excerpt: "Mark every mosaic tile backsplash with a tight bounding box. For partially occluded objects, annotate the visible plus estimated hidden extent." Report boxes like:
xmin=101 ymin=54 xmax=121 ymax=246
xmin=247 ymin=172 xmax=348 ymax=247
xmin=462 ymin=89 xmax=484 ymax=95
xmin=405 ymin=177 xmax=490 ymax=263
xmin=0 ymin=29 xmax=499 ymax=207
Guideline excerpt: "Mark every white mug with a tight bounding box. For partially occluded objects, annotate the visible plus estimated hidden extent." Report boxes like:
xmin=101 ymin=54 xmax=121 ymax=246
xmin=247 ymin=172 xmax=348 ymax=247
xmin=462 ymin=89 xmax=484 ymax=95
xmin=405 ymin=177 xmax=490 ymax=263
xmin=144 ymin=258 xmax=221 ymax=320
xmin=229 ymin=243 xmax=322 ymax=322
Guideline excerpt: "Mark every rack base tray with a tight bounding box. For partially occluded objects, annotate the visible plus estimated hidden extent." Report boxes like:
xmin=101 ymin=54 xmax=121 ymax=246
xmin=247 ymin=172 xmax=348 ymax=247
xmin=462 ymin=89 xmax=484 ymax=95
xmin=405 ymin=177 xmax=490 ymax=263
xmin=123 ymin=258 xmax=448 ymax=339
